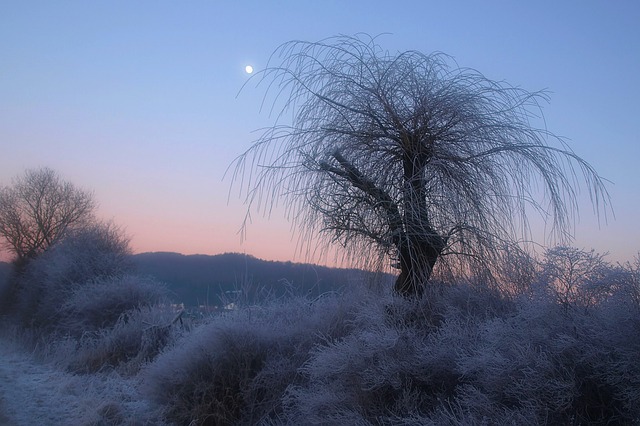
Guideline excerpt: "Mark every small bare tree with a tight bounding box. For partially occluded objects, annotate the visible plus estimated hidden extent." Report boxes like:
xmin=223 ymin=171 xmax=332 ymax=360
xmin=231 ymin=35 xmax=609 ymax=297
xmin=541 ymin=246 xmax=610 ymax=308
xmin=0 ymin=168 xmax=96 ymax=265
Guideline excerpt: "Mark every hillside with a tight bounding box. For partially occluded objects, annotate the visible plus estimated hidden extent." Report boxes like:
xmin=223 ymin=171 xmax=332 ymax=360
xmin=132 ymin=252 xmax=391 ymax=307
xmin=1 ymin=254 xmax=391 ymax=308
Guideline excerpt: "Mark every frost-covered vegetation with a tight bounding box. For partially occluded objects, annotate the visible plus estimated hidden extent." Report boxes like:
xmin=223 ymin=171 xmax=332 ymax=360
xmin=0 ymin=222 xmax=179 ymax=377
xmin=2 ymin=236 xmax=639 ymax=424
xmin=141 ymin=249 xmax=640 ymax=425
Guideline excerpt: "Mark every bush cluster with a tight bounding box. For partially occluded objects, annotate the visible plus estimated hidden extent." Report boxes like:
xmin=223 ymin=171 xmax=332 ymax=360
xmin=7 ymin=222 xmax=133 ymax=330
xmin=143 ymin=292 xmax=361 ymax=425
xmin=61 ymin=305 xmax=177 ymax=375
xmin=1 ymin=222 xmax=177 ymax=375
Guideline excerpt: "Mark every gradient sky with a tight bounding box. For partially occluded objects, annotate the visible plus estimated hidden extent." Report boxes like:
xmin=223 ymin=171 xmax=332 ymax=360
xmin=1 ymin=1 xmax=638 ymax=265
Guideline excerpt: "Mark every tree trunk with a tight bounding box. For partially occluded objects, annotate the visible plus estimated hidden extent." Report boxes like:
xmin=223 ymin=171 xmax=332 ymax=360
xmin=394 ymin=231 xmax=446 ymax=297
xmin=394 ymin=141 xmax=445 ymax=297
xmin=321 ymin=149 xmax=446 ymax=297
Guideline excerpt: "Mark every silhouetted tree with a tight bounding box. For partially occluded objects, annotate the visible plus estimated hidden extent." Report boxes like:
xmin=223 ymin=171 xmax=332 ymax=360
xmin=0 ymin=167 xmax=96 ymax=266
xmin=232 ymin=35 xmax=609 ymax=296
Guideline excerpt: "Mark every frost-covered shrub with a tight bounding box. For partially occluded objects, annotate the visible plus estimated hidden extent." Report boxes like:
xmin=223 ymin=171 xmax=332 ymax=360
xmin=59 ymin=305 xmax=179 ymax=375
xmin=143 ymin=292 xmax=360 ymax=425
xmin=452 ymin=295 xmax=638 ymax=424
xmin=439 ymin=280 xmax=514 ymax=321
xmin=58 ymin=274 xmax=167 ymax=336
xmin=13 ymin=222 xmax=132 ymax=330
xmin=422 ymin=385 xmax=540 ymax=426
xmin=457 ymin=318 xmax=575 ymax=421
xmin=283 ymin=317 xmax=471 ymax=424
xmin=383 ymin=279 xmax=513 ymax=330
xmin=281 ymin=281 xmax=639 ymax=424
xmin=281 ymin=284 xmax=511 ymax=424
xmin=2 ymin=219 xmax=179 ymax=379
xmin=584 ymin=280 xmax=640 ymax=421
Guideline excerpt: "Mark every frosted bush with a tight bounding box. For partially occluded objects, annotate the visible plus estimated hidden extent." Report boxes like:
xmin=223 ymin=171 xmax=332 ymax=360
xmin=143 ymin=291 xmax=360 ymax=425
xmin=457 ymin=317 xmax=576 ymax=419
xmin=13 ymin=222 xmax=132 ymax=330
xmin=585 ymin=284 xmax=640 ymax=419
xmin=56 ymin=305 xmax=179 ymax=375
xmin=281 ymin=279 xmax=640 ymax=424
xmin=284 ymin=304 xmax=478 ymax=423
xmin=58 ymin=274 xmax=167 ymax=336
xmin=423 ymin=384 xmax=539 ymax=426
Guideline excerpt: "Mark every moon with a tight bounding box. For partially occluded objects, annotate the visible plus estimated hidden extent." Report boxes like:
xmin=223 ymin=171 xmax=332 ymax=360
xmin=245 ymin=65 xmax=254 ymax=74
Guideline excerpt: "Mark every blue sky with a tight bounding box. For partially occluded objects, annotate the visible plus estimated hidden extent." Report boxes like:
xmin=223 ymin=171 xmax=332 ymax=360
xmin=1 ymin=1 xmax=638 ymax=264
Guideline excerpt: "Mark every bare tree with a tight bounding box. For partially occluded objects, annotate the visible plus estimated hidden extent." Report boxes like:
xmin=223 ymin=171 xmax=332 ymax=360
xmin=0 ymin=168 xmax=96 ymax=265
xmin=541 ymin=246 xmax=610 ymax=308
xmin=231 ymin=35 xmax=610 ymax=297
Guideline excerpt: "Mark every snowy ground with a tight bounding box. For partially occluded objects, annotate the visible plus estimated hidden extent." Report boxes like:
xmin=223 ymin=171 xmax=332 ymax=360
xmin=0 ymin=337 xmax=165 ymax=425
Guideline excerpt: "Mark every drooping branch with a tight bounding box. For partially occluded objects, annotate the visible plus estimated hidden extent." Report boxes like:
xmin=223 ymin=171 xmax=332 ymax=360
xmin=319 ymin=150 xmax=406 ymax=247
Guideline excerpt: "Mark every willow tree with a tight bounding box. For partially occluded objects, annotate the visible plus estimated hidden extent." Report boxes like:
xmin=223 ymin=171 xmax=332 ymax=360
xmin=231 ymin=35 xmax=609 ymax=297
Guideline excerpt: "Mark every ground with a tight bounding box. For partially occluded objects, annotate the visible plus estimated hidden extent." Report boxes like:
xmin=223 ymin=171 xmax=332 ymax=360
xmin=0 ymin=336 xmax=163 ymax=425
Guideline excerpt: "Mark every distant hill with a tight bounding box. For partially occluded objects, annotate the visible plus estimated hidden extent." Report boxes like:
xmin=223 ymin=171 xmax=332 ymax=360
xmin=132 ymin=252 xmax=391 ymax=307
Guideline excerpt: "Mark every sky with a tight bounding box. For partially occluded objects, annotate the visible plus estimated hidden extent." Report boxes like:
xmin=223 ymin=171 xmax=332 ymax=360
xmin=1 ymin=1 xmax=639 ymax=265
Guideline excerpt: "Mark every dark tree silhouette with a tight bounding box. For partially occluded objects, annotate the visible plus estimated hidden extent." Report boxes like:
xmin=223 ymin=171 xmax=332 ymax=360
xmin=0 ymin=168 xmax=96 ymax=266
xmin=231 ymin=35 xmax=609 ymax=296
